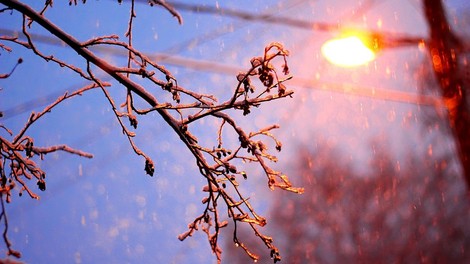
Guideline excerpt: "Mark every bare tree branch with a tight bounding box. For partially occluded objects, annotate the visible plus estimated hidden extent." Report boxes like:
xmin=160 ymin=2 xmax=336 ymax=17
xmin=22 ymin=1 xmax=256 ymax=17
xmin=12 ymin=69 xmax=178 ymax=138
xmin=0 ymin=0 xmax=300 ymax=262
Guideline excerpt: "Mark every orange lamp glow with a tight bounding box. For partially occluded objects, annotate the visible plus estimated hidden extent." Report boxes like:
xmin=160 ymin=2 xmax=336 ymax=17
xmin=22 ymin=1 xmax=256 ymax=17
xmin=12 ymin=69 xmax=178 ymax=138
xmin=321 ymin=34 xmax=377 ymax=67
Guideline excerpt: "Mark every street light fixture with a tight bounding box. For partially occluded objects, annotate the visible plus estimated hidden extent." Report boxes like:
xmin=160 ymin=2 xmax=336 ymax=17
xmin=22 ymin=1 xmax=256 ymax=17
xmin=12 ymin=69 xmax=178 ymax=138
xmin=321 ymin=31 xmax=381 ymax=67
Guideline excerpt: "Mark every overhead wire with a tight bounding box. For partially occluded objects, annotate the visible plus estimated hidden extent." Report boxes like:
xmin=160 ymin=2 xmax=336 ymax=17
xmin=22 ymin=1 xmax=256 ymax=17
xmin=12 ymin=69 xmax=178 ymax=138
xmin=140 ymin=0 xmax=425 ymax=46
xmin=0 ymin=30 xmax=440 ymax=121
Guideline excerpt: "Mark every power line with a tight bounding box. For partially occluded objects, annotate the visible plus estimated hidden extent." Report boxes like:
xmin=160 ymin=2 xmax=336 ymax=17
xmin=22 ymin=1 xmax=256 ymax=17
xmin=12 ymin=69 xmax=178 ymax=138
xmin=0 ymin=0 xmax=441 ymax=119
xmin=154 ymin=0 xmax=310 ymax=57
xmin=154 ymin=0 xmax=339 ymax=31
xmin=0 ymin=26 xmax=442 ymax=120
xmin=143 ymin=0 xmax=425 ymax=47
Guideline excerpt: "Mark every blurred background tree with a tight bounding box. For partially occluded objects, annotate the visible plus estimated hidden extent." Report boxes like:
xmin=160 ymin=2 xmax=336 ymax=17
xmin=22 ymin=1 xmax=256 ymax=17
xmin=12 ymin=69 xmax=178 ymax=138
xmin=226 ymin=141 xmax=469 ymax=263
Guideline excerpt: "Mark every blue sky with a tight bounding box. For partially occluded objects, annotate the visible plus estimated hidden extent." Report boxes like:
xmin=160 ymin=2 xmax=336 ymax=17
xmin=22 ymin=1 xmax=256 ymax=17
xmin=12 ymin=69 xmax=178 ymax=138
xmin=1 ymin=0 xmax=469 ymax=263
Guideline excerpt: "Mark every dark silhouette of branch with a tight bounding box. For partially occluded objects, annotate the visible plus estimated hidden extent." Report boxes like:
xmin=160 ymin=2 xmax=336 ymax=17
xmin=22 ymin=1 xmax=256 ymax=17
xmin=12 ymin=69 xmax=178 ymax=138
xmin=0 ymin=194 xmax=20 ymax=259
xmin=423 ymin=0 xmax=470 ymax=188
xmin=0 ymin=58 xmax=22 ymax=79
xmin=148 ymin=0 xmax=183 ymax=24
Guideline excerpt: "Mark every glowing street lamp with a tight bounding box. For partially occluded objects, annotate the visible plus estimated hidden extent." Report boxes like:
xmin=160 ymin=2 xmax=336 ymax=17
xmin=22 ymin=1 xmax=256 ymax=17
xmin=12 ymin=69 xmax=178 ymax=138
xmin=321 ymin=31 xmax=381 ymax=67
